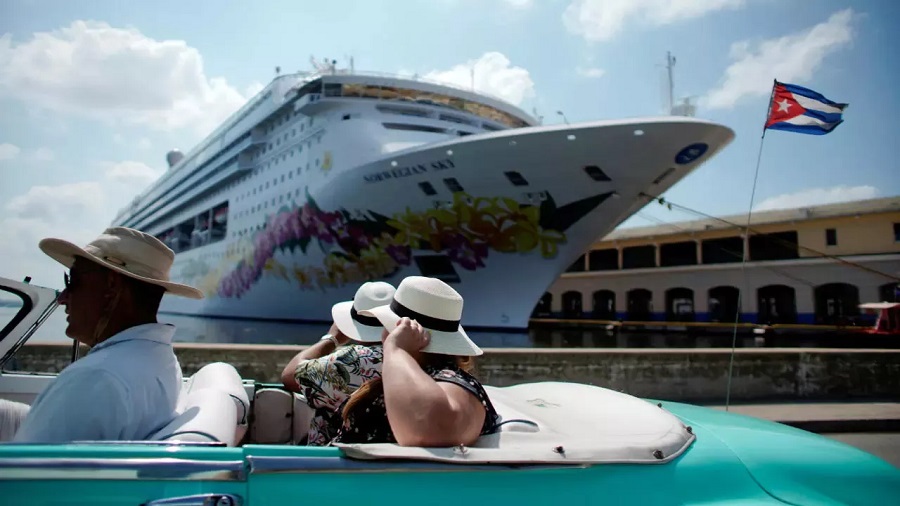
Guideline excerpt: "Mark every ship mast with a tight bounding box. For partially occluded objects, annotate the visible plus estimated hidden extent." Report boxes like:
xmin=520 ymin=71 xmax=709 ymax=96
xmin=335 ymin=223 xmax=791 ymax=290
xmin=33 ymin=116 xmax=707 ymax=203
xmin=665 ymin=51 xmax=696 ymax=117
xmin=666 ymin=51 xmax=675 ymax=115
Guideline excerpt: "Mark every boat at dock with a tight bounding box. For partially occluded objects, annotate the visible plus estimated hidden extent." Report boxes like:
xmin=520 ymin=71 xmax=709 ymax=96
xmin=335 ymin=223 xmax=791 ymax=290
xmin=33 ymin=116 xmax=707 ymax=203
xmin=109 ymin=61 xmax=734 ymax=329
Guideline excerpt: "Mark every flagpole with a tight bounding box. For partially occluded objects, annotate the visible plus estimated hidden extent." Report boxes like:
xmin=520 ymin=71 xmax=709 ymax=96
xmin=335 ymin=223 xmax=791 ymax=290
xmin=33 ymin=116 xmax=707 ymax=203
xmin=725 ymin=79 xmax=779 ymax=411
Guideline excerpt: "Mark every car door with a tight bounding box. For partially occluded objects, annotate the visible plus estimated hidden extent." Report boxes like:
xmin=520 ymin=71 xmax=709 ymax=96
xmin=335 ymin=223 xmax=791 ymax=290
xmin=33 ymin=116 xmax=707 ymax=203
xmin=0 ymin=442 xmax=248 ymax=505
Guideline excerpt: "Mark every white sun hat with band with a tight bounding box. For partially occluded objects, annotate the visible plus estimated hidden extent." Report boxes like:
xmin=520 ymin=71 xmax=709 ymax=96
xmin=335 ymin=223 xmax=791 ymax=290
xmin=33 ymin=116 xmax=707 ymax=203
xmin=331 ymin=281 xmax=396 ymax=343
xmin=38 ymin=226 xmax=204 ymax=299
xmin=359 ymin=276 xmax=482 ymax=356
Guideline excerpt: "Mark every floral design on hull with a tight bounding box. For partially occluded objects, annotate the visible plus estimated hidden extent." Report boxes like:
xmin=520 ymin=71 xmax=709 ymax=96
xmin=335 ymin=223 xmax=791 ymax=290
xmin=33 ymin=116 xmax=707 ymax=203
xmin=212 ymin=188 xmax=614 ymax=298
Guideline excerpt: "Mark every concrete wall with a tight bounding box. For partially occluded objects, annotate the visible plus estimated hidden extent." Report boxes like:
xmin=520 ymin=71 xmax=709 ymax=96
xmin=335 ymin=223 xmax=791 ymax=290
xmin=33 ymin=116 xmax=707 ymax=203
xmin=9 ymin=343 xmax=900 ymax=404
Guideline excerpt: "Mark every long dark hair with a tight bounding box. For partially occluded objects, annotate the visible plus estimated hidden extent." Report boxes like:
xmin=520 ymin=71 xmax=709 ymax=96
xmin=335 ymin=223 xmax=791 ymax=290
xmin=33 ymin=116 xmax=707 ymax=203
xmin=341 ymin=354 xmax=475 ymax=423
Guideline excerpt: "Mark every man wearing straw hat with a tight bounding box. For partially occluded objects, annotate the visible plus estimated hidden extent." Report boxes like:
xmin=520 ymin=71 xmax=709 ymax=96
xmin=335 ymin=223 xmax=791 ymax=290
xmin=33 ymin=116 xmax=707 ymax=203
xmin=9 ymin=226 xmax=203 ymax=443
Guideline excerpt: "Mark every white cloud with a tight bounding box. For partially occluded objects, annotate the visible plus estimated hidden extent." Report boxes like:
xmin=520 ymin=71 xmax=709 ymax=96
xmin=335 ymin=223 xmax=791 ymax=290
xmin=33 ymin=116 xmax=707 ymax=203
xmin=6 ymin=181 xmax=106 ymax=223
xmin=103 ymin=160 xmax=163 ymax=188
xmin=137 ymin=138 xmax=152 ymax=150
xmin=0 ymin=21 xmax=258 ymax=137
xmin=0 ymin=143 xmax=20 ymax=161
xmin=30 ymin=147 xmax=54 ymax=162
xmin=753 ymin=185 xmax=878 ymax=212
xmin=0 ymin=160 xmax=166 ymax=286
xmin=423 ymin=52 xmax=535 ymax=106
xmin=576 ymin=66 xmax=605 ymax=78
xmin=0 ymin=144 xmax=54 ymax=163
xmin=563 ymin=0 xmax=745 ymax=42
xmin=703 ymin=9 xmax=855 ymax=109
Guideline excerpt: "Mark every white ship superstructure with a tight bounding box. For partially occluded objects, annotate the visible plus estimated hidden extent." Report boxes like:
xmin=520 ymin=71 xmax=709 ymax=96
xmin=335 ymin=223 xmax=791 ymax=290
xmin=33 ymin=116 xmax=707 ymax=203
xmin=112 ymin=65 xmax=735 ymax=329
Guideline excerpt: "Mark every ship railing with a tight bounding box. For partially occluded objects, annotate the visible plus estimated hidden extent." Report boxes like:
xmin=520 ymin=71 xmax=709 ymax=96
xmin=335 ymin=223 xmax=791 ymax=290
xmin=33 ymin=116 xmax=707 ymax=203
xmin=292 ymin=69 xmax=527 ymax=114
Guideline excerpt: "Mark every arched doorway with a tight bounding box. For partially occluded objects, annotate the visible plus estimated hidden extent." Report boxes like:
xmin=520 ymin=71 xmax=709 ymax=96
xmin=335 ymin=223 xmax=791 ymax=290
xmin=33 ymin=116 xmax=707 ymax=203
xmin=561 ymin=291 xmax=583 ymax=318
xmin=592 ymin=290 xmax=616 ymax=319
xmin=708 ymin=286 xmax=740 ymax=322
xmin=814 ymin=283 xmax=860 ymax=325
xmin=665 ymin=287 xmax=695 ymax=322
xmin=531 ymin=292 xmax=552 ymax=317
xmin=757 ymin=285 xmax=797 ymax=324
xmin=626 ymin=288 xmax=652 ymax=321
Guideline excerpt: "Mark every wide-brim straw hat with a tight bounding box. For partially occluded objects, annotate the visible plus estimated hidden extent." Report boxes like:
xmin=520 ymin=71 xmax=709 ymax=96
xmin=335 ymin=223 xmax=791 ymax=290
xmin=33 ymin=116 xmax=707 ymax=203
xmin=331 ymin=281 xmax=396 ymax=343
xmin=39 ymin=226 xmax=204 ymax=299
xmin=360 ymin=276 xmax=482 ymax=356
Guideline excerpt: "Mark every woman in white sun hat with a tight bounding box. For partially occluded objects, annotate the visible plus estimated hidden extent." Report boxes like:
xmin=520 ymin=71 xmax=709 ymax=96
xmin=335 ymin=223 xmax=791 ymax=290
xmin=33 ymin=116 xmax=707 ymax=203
xmin=332 ymin=276 xmax=499 ymax=447
xmin=281 ymin=281 xmax=395 ymax=445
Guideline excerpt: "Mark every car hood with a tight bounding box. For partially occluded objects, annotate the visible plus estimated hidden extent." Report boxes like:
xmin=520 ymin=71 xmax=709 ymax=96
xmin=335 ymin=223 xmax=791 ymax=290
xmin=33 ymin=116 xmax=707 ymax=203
xmin=662 ymin=401 xmax=900 ymax=506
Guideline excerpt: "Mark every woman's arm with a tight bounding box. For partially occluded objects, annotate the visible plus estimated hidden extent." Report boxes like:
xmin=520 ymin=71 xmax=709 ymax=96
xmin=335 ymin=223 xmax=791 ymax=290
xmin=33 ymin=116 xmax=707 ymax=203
xmin=280 ymin=324 xmax=347 ymax=391
xmin=381 ymin=319 xmax=486 ymax=447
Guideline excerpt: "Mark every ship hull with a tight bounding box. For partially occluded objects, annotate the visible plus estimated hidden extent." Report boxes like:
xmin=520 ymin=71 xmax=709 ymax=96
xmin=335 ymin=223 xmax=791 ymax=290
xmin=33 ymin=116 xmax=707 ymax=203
xmin=160 ymin=117 xmax=734 ymax=330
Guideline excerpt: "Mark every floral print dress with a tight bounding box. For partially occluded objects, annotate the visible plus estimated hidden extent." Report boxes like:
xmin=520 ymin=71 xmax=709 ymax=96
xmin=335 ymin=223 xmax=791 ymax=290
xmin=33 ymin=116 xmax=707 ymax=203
xmin=293 ymin=344 xmax=383 ymax=446
xmin=331 ymin=364 xmax=499 ymax=445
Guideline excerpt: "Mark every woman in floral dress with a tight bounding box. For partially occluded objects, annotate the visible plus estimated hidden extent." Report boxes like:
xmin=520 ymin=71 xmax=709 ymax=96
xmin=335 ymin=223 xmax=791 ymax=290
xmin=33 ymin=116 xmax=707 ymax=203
xmin=332 ymin=276 xmax=498 ymax=447
xmin=281 ymin=281 xmax=395 ymax=445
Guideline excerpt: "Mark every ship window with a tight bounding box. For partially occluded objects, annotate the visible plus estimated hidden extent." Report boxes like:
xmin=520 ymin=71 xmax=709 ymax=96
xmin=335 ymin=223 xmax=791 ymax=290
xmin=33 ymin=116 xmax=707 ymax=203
xmin=458 ymin=131 xmax=473 ymax=136
xmin=419 ymin=182 xmax=437 ymax=196
xmin=343 ymin=114 xmax=351 ymax=120
xmin=825 ymin=228 xmax=837 ymax=246
xmin=443 ymin=178 xmax=464 ymax=193
xmin=316 ymin=158 xmax=320 ymax=166
xmin=893 ymin=223 xmax=899 ymax=242
xmin=584 ymin=165 xmax=611 ymax=182
xmin=265 ymin=182 xmax=270 ymax=189
xmin=383 ymin=122 xmax=446 ymax=134
xmin=289 ymin=172 xmax=293 ymax=179
xmin=504 ymin=171 xmax=529 ymax=187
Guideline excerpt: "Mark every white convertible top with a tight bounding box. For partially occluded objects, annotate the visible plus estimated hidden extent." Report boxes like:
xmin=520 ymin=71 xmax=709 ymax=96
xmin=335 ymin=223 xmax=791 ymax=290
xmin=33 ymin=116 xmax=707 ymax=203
xmin=334 ymin=381 xmax=695 ymax=465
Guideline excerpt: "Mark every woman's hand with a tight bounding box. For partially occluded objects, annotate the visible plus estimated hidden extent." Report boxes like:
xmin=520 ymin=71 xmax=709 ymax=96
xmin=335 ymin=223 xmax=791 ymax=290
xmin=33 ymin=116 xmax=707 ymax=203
xmin=382 ymin=317 xmax=430 ymax=353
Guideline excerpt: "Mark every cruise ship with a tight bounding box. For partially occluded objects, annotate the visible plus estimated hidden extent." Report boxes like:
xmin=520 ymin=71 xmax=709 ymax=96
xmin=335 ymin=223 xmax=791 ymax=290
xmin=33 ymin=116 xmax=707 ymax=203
xmin=111 ymin=62 xmax=735 ymax=329
xmin=539 ymin=196 xmax=900 ymax=328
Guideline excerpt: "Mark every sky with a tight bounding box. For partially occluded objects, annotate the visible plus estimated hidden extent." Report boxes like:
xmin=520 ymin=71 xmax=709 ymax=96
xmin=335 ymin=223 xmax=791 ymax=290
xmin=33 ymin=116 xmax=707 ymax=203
xmin=0 ymin=0 xmax=898 ymax=289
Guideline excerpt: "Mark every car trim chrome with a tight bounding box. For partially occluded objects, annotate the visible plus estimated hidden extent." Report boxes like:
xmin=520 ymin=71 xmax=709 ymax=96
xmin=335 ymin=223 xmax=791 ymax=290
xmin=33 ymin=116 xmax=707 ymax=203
xmin=246 ymin=455 xmax=587 ymax=474
xmin=0 ymin=457 xmax=246 ymax=481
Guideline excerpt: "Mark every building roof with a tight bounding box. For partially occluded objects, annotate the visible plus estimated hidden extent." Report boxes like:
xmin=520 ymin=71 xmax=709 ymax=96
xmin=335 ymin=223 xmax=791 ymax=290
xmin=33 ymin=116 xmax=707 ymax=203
xmin=603 ymin=196 xmax=900 ymax=242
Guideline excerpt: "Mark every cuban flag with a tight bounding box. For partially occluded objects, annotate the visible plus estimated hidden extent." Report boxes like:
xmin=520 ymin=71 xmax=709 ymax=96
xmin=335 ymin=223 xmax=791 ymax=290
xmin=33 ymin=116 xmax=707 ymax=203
xmin=765 ymin=81 xmax=848 ymax=135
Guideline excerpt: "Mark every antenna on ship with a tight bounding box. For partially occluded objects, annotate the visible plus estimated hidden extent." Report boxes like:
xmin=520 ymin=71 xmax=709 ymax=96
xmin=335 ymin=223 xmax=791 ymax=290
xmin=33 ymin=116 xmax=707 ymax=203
xmin=662 ymin=51 xmax=697 ymax=117
xmin=666 ymin=51 xmax=675 ymax=115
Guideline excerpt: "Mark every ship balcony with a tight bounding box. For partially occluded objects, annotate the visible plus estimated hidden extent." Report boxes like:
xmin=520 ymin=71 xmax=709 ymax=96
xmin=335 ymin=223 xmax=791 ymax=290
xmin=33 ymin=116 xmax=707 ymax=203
xmin=237 ymin=152 xmax=255 ymax=171
xmin=250 ymin=129 xmax=268 ymax=146
xmin=295 ymin=93 xmax=342 ymax=115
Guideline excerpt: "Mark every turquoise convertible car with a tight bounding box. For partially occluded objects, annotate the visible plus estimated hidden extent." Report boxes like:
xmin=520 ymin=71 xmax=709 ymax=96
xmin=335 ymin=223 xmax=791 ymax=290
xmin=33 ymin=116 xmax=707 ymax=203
xmin=0 ymin=275 xmax=897 ymax=505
